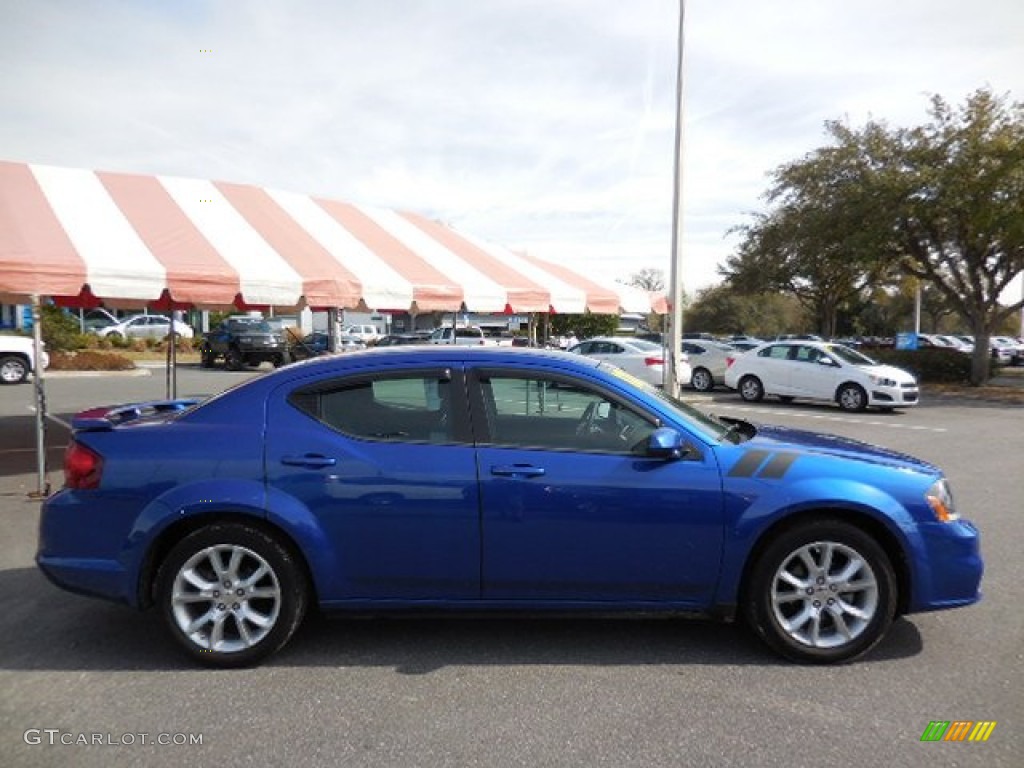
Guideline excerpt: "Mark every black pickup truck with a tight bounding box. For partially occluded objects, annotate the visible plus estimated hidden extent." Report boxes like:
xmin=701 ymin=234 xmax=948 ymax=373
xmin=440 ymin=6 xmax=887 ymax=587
xmin=199 ymin=317 xmax=291 ymax=370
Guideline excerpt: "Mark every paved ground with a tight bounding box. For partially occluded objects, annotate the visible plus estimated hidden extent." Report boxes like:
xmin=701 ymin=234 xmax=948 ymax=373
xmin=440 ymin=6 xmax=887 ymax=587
xmin=0 ymin=367 xmax=1020 ymax=767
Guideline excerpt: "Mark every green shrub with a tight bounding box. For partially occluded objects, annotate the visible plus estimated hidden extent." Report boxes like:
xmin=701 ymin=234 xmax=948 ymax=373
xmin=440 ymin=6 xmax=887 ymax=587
xmin=40 ymin=305 xmax=91 ymax=352
xmin=864 ymin=347 xmax=978 ymax=384
xmin=48 ymin=350 xmax=136 ymax=371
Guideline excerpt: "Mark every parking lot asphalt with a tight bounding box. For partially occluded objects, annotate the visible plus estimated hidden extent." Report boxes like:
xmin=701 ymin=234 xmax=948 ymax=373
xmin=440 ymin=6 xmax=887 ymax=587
xmin=1 ymin=367 xmax=1021 ymax=768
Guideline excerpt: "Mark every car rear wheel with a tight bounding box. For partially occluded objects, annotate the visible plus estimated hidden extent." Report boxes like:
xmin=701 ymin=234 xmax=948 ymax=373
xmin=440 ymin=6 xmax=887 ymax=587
xmin=0 ymin=355 xmax=29 ymax=384
xmin=743 ymin=520 xmax=896 ymax=663
xmin=738 ymin=375 xmax=764 ymax=402
xmin=837 ymin=383 xmax=868 ymax=412
xmin=273 ymin=350 xmax=291 ymax=367
xmin=155 ymin=522 xmax=307 ymax=668
xmin=691 ymin=367 xmax=714 ymax=392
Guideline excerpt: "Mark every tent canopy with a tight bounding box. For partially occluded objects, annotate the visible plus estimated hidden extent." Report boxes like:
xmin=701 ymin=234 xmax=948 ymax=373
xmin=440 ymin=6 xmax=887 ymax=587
xmin=1 ymin=160 xmax=659 ymax=316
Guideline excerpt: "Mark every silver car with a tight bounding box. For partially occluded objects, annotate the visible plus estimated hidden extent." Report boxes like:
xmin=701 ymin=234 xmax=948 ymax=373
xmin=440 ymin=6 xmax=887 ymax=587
xmin=568 ymin=337 xmax=689 ymax=388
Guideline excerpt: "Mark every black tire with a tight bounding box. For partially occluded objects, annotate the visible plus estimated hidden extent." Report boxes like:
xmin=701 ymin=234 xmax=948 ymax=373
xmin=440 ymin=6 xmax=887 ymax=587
xmin=199 ymin=350 xmax=215 ymax=368
xmin=837 ymin=383 xmax=868 ymax=412
xmin=691 ymin=367 xmax=714 ymax=392
xmin=0 ymin=354 xmax=29 ymax=385
xmin=738 ymin=375 xmax=764 ymax=402
xmin=273 ymin=350 xmax=291 ymax=368
xmin=154 ymin=522 xmax=307 ymax=668
xmin=743 ymin=519 xmax=897 ymax=664
xmin=224 ymin=347 xmax=244 ymax=371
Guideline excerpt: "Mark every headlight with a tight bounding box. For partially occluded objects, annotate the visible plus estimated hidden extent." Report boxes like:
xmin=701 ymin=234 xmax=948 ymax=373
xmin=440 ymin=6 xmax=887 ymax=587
xmin=869 ymin=374 xmax=897 ymax=387
xmin=925 ymin=479 xmax=958 ymax=522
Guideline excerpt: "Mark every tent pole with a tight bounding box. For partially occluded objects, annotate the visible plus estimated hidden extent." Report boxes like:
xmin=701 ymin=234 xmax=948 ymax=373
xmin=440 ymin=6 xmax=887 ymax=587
xmin=30 ymin=295 xmax=50 ymax=498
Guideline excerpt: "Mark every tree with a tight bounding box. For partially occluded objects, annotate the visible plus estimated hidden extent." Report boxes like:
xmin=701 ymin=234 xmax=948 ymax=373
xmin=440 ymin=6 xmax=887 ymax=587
xmin=878 ymin=90 xmax=1024 ymax=382
xmin=683 ymin=283 xmax=802 ymax=336
xmin=624 ymin=268 xmax=665 ymax=292
xmin=728 ymin=88 xmax=1024 ymax=383
xmin=723 ymin=119 xmax=898 ymax=338
xmin=548 ymin=312 xmax=618 ymax=340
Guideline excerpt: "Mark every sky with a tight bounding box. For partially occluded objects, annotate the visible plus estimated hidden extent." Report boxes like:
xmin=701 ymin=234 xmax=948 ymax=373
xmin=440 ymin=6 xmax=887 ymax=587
xmin=2 ymin=0 xmax=1023 ymax=296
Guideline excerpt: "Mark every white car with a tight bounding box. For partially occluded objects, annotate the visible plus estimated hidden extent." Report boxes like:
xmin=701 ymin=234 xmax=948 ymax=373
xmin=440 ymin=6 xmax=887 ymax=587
xmin=568 ymin=337 xmax=688 ymax=389
xmin=428 ymin=326 xmax=491 ymax=346
xmin=724 ymin=340 xmax=919 ymax=411
xmin=0 ymin=335 xmax=49 ymax=385
xmin=682 ymin=339 xmax=738 ymax=392
xmin=96 ymin=314 xmax=194 ymax=340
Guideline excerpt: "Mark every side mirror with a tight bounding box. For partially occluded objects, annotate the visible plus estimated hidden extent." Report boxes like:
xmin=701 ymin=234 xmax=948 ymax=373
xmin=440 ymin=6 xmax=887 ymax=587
xmin=645 ymin=427 xmax=688 ymax=460
xmin=819 ymin=356 xmax=836 ymax=366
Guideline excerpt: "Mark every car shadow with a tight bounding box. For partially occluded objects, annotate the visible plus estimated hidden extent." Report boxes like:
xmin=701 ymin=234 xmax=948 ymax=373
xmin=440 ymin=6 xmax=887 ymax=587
xmin=0 ymin=567 xmax=924 ymax=672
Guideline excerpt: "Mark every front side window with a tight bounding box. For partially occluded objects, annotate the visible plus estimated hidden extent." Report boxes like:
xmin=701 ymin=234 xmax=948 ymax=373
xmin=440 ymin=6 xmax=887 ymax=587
xmin=290 ymin=374 xmax=453 ymax=443
xmin=479 ymin=375 xmax=656 ymax=453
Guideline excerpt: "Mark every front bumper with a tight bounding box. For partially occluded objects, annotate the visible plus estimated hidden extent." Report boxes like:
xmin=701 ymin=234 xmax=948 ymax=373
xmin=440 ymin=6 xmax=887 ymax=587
xmin=907 ymin=519 xmax=983 ymax=613
xmin=869 ymin=384 xmax=919 ymax=407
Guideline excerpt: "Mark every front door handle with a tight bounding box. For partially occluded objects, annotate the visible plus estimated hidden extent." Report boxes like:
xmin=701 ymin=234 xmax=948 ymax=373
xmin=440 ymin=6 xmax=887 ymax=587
xmin=490 ymin=464 xmax=546 ymax=478
xmin=280 ymin=454 xmax=337 ymax=468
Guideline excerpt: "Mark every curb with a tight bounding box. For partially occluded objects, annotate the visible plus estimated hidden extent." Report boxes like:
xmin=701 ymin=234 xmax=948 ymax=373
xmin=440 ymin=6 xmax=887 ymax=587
xmin=42 ymin=368 xmax=153 ymax=379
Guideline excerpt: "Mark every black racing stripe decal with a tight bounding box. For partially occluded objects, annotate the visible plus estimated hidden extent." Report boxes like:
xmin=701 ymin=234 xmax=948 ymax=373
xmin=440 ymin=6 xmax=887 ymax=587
xmin=728 ymin=449 xmax=771 ymax=478
xmin=757 ymin=452 xmax=799 ymax=479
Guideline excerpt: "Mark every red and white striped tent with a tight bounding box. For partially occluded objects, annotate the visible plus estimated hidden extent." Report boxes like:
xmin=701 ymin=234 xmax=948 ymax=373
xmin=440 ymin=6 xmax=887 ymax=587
xmin=0 ymin=160 xmax=660 ymax=315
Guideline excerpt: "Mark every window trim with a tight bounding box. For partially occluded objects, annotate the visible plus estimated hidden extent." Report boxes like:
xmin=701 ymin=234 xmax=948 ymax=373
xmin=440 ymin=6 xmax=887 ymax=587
xmin=286 ymin=366 xmax=473 ymax=445
xmin=466 ymin=366 xmax=670 ymax=456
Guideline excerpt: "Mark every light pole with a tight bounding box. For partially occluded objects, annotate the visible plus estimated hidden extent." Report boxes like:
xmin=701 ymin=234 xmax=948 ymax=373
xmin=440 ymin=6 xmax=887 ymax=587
xmin=664 ymin=0 xmax=687 ymax=397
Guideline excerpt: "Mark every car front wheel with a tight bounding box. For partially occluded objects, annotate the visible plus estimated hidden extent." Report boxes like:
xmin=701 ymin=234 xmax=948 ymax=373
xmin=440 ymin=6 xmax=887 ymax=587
xmin=738 ymin=375 xmax=764 ymax=402
xmin=743 ymin=520 xmax=896 ymax=663
xmin=155 ymin=523 xmax=308 ymax=667
xmin=224 ymin=347 xmax=244 ymax=371
xmin=837 ymin=383 xmax=868 ymax=411
xmin=0 ymin=355 xmax=29 ymax=385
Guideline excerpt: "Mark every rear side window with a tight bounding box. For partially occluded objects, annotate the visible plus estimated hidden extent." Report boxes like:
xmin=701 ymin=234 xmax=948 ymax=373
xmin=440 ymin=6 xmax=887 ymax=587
xmin=289 ymin=374 xmax=453 ymax=443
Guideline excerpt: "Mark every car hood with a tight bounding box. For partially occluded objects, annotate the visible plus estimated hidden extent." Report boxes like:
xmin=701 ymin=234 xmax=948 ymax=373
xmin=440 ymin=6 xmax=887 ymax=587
xmin=856 ymin=363 xmax=916 ymax=383
xmin=747 ymin=423 xmax=938 ymax=474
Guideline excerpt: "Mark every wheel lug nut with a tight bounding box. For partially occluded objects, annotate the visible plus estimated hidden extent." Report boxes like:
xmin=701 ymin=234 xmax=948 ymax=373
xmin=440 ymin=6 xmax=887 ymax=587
xmin=213 ymin=591 xmax=220 ymax=598
xmin=816 ymin=576 xmax=825 ymax=585
xmin=223 ymin=581 xmax=231 ymax=588
xmin=232 ymin=603 xmax=240 ymax=610
xmin=806 ymin=588 xmax=814 ymax=595
xmin=827 ymin=598 xmax=835 ymax=605
xmin=813 ymin=601 xmax=821 ymax=608
xmin=236 ymin=589 xmax=244 ymax=596
xmin=217 ymin=603 xmax=225 ymax=611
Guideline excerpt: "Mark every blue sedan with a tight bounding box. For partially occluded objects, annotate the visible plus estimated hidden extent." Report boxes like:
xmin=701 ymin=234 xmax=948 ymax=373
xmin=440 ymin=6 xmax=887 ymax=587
xmin=37 ymin=347 xmax=982 ymax=667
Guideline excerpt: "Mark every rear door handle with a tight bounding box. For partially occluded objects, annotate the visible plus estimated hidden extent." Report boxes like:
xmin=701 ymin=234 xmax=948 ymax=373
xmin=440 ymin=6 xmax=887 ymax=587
xmin=490 ymin=464 xmax=546 ymax=478
xmin=280 ymin=454 xmax=337 ymax=468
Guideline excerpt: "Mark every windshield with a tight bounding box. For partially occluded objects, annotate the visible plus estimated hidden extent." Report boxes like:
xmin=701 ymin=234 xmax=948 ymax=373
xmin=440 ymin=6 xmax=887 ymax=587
xmin=598 ymin=364 xmax=744 ymax=444
xmin=227 ymin=320 xmax=273 ymax=333
xmin=825 ymin=344 xmax=877 ymax=366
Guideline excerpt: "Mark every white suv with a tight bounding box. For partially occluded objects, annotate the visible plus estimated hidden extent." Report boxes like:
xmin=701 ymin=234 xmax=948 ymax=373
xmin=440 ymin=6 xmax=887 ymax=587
xmin=428 ymin=327 xmax=490 ymax=346
xmin=341 ymin=325 xmax=382 ymax=345
xmin=0 ymin=335 xmax=50 ymax=385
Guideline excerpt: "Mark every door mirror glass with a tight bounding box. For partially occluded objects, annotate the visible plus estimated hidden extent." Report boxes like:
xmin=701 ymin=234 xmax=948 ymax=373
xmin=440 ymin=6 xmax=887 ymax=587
xmin=645 ymin=427 xmax=687 ymax=459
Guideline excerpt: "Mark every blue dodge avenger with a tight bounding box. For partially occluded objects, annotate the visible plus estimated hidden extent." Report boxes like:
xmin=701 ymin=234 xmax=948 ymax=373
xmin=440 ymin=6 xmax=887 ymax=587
xmin=38 ymin=347 xmax=982 ymax=666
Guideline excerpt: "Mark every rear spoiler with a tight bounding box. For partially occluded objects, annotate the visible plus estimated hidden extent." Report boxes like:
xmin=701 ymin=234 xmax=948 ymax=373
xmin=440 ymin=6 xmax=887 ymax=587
xmin=71 ymin=399 xmax=201 ymax=432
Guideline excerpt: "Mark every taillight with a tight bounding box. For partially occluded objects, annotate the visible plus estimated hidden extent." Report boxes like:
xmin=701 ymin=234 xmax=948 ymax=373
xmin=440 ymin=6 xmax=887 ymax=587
xmin=64 ymin=441 xmax=103 ymax=489
xmin=644 ymin=356 xmax=664 ymax=367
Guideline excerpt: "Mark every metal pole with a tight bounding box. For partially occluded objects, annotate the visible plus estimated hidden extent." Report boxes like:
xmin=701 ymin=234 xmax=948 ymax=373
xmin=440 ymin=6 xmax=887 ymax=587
xmin=914 ymin=280 xmax=922 ymax=335
xmin=664 ymin=0 xmax=687 ymax=397
xmin=30 ymin=295 xmax=50 ymax=497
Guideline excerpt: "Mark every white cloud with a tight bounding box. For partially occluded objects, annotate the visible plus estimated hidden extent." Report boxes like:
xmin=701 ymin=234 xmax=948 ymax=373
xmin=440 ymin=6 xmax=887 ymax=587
xmin=2 ymin=0 xmax=1022 ymax=294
